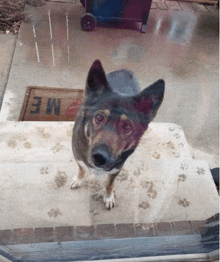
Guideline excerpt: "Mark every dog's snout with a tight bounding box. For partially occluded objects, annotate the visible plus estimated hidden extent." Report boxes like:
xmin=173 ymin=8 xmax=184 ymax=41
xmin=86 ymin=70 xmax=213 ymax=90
xmin=93 ymin=153 xmax=107 ymax=167
xmin=92 ymin=145 xmax=113 ymax=168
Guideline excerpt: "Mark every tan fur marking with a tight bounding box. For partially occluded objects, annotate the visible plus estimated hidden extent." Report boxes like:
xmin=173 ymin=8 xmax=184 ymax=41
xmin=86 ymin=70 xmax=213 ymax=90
xmin=120 ymin=114 xmax=128 ymax=121
xmin=96 ymin=109 xmax=110 ymax=117
xmin=78 ymin=163 xmax=87 ymax=180
xmin=105 ymin=173 xmax=119 ymax=196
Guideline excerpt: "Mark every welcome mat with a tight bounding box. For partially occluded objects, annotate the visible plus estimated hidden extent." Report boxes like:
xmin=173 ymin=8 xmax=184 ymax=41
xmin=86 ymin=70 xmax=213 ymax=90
xmin=19 ymin=86 xmax=84 ymax=121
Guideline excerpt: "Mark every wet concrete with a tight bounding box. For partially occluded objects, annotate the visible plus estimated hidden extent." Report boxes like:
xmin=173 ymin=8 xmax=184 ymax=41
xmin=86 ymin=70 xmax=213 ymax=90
xmin=0 ymin=1 xmax=219 ymax=159
xmin=0 ymin=32 xmax=17 ymax=110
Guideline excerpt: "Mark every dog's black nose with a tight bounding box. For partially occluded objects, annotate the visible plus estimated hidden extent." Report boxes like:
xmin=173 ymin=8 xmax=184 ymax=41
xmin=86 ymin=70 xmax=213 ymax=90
xmin=93 ymin=153 xmax=107 ymax=167
xmin=92 ymin=145 xmax=112 ymax=168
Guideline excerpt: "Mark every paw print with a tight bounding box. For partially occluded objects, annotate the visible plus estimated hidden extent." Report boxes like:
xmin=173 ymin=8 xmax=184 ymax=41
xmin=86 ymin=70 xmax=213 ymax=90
xmin=141 ymin=181 xmax=158 ymax=199
xmin=138 ymin=201 xmax=150 ymax=209
xmin=133 ymin=169 xmax=141 ymax=176
xmin=117 ymin=170 xmax=129 ymax=181
xmin=148 ymin=188 xmax=157 ymax=199
xmin=55 ymin=171 xmax=67 ymax=188
xmin=152 ymin=152 xmax=160 ymax=159
xmin=178 ymin=198 xmax=190 ymax=207
xmin=7 ymin=140 xmax=17 ymax=148
xmin=197 ymin=167 xmax=205 ymax=175
xmin=47 ymin=208 xmax=62 ymax=217
xmin=178 ymin=174 xmax=187 ymax=182
xmin=167 ymin=141 xmax=175 ymax=150
xmin=52 ymin=143 xmax=63 ymax=153
xmin=40 ymin=167 xmax=49 ymax=174
xmin=37 ymin=127 xmax=51 ymax=139
xmin=141 ymin=181 xmax=152 ymax=189
xmin=169 ymin=126 xmax=176 ymax=132
xmin=173 ymin=133 xmax=180 ymax=139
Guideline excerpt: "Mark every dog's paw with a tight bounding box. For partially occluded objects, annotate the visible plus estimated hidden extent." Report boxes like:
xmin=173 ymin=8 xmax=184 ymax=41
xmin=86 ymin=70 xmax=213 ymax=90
xmin=70 ymin=176 xmax=83 ymax=189
xmin=103 ymin=192 xmax=115 ymax=210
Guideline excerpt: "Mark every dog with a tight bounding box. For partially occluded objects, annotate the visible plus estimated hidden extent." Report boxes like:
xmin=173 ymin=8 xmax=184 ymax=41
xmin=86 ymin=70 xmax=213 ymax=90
xmin=71 ymin=60 xmax=165 ymax=209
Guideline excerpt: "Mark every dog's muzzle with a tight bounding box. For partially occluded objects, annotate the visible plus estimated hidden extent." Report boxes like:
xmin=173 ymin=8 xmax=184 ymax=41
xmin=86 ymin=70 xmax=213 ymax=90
xmin=91 ymin=144 xmax=115 ymax=170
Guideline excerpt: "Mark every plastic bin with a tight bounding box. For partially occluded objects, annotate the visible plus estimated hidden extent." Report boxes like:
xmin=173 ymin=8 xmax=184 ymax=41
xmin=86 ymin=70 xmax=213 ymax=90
xmin=80 ymin=0 xmax=152 ymax=33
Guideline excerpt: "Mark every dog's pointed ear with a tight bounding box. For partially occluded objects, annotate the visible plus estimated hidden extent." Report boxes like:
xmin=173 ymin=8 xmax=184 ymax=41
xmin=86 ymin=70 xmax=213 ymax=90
xmin=85 ymin=60 xmax=111 ymax=97
xmin=133 ymin=79 xmax=165 ymax=122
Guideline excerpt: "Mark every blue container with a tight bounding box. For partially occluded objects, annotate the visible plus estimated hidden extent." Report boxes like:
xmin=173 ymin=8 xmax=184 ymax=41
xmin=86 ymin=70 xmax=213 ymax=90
xmin=80 ymin=0 xmax=153 ymax=33
xmin=92 ymin=0 xmax=123 ymax=22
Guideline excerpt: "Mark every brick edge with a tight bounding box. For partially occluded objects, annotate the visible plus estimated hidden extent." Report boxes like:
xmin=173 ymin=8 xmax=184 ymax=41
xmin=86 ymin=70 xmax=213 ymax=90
xmin=1 ymin=216 xmax=216 ymax=245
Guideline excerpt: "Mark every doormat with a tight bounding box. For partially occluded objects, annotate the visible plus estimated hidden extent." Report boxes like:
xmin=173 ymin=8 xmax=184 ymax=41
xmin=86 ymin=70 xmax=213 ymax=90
xmin=19 ymin=86 xmax=84 ymax=121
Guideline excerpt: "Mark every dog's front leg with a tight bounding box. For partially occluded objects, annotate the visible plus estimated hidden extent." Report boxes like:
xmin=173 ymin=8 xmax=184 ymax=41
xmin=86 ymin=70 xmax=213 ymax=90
xmin=104 ymin=172 xmax=119 ymax=210
xmin=70 ymin=161 xmax=87 ymax=189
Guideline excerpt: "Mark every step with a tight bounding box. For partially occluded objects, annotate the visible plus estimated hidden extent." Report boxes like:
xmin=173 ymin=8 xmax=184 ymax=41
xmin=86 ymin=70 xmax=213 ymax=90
xmin=0 ymin=122 xmax=218 ymax=230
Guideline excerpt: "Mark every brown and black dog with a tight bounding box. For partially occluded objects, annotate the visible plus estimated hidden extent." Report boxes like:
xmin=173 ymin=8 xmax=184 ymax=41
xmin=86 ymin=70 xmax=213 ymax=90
xmin=71 ymin=60 xmax=165 ymax=209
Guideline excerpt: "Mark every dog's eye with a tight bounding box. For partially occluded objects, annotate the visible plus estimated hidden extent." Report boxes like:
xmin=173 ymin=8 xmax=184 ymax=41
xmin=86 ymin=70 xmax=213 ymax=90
xmin=95 ymin=114 xmax=104 ymax=124
xmin=122 ymin=121 xmax=132 ymax=133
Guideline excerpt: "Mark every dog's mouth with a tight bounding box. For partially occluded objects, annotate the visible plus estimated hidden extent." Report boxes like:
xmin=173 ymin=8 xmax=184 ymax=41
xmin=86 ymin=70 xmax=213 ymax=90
xmin=88 ymin=153 xmax=126 ymax=173
xmin=88 ymin=156 xmax=116 ymax=172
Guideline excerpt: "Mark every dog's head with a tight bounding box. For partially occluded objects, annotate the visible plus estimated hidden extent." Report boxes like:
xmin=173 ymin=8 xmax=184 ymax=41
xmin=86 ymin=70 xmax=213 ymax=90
xmin=81 ymin=60 xmax=165 ymax=172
